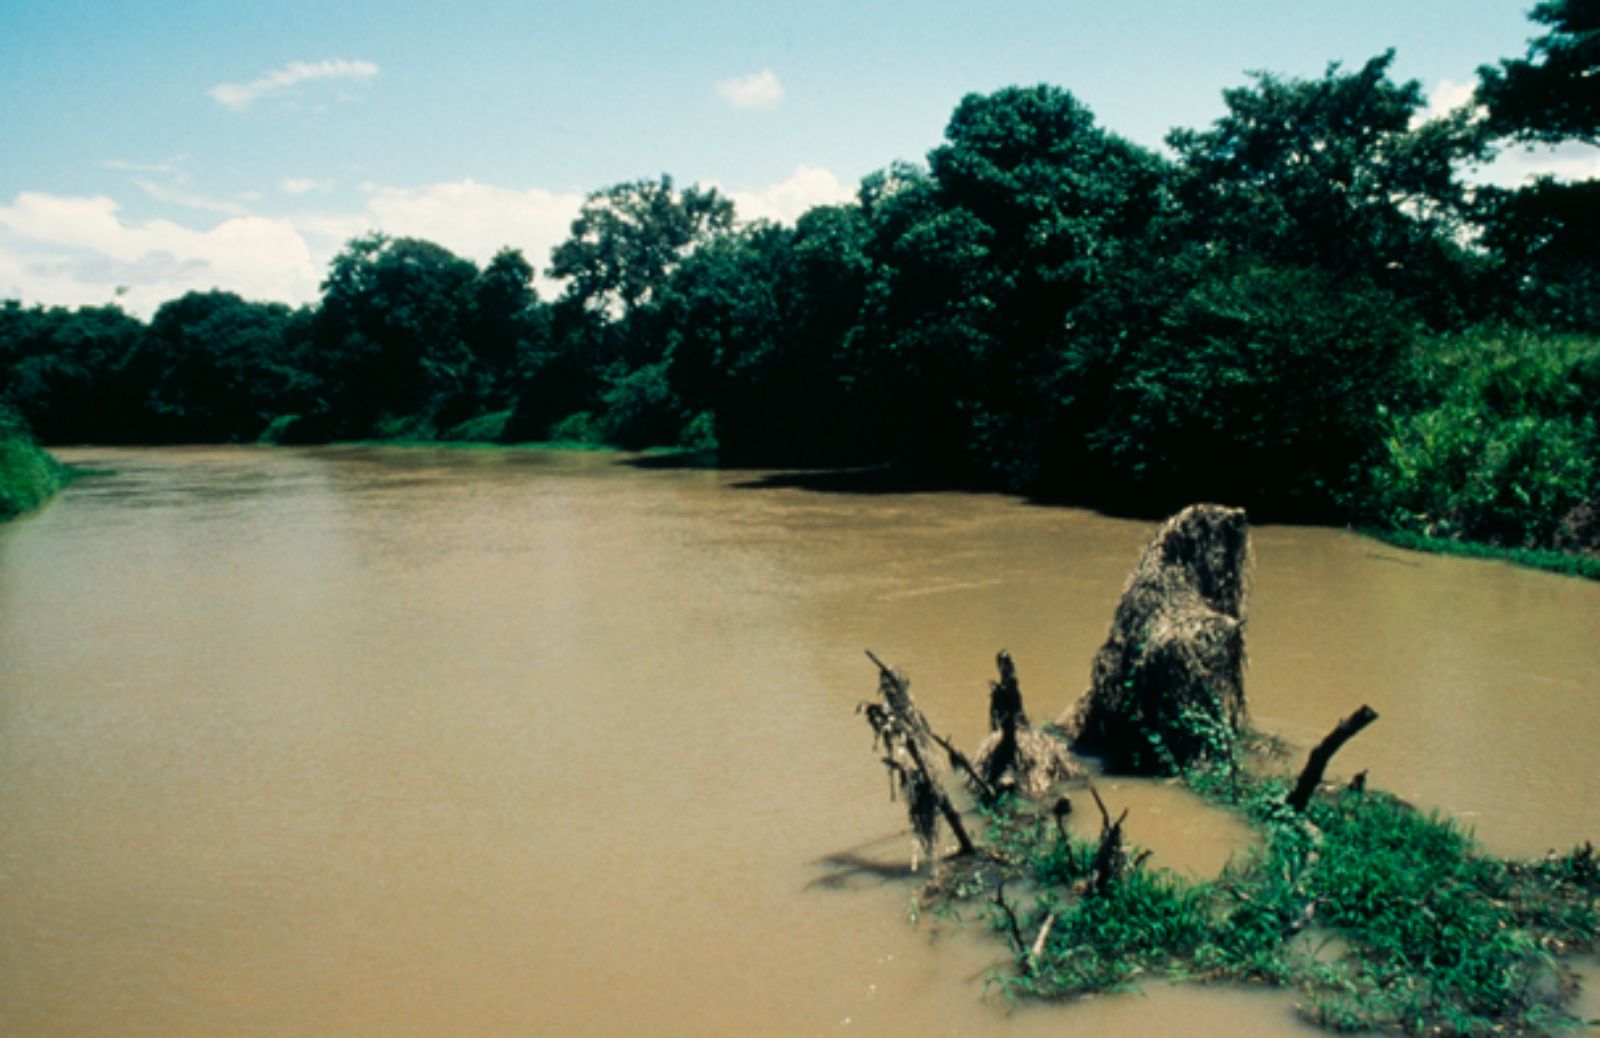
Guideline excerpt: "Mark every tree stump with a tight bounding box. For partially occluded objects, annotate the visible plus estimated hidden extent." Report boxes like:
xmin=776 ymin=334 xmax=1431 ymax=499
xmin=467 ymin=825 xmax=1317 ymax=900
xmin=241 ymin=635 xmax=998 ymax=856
xmin=1057 ymin=504 xmax=1251 ymax=773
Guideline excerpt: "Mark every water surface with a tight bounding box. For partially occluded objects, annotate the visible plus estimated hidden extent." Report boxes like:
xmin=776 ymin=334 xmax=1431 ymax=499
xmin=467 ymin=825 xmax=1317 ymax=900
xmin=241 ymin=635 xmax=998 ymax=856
xmin=1 ymin=446 xmax=1595 ymax=1036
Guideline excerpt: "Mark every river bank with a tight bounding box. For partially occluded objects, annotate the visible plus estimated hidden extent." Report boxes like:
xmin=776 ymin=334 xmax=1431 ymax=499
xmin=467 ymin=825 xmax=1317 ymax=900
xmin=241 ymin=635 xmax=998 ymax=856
xmin=0 ymin=407 xmax=71 ymax=520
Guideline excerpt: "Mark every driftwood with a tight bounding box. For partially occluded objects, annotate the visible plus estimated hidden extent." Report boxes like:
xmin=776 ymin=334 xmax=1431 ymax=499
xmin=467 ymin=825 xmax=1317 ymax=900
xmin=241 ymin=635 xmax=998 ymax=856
xmin=1059 ymin=504 xmax=1251 ymax=774
xmin=860 ymin=653 xmax=975 ymax=865
xmin=971 ymin=651 xmax=1082 ymax=798
xmin=1286 ymin=705 xmax=1379 ymax=813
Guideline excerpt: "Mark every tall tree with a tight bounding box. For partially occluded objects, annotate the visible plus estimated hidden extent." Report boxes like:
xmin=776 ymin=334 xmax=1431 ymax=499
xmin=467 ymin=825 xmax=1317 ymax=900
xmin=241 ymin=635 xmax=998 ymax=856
xmin=135 ymin=290 xmax=301 ymax=441
xmin=466 ymin=247 xmax=549 ymax=407
xmin=1475 ymin=0 xmax=1600 ymax=329
xmin=548 ymin=175 xmax=735 ymax=319
xmin=311 ymin=234 xmax=480 ymax=435
xmin=852 ymin=86 xmax=1166 ymax=479
xmin=1168 ymin=52 xmax=1481 ymax=320
xmin=0 ymin=301 xmax=145 ymax=442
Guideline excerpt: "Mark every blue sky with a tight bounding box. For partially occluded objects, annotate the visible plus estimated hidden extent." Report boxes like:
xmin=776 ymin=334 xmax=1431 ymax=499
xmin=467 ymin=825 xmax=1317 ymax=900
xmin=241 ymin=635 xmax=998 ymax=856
xmin=0 ymin=0 xmax=1589 ymax=315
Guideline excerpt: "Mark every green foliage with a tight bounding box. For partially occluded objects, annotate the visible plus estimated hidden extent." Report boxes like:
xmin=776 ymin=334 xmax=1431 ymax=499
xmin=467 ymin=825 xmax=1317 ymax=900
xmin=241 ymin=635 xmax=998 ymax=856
xmin=1365 ymin=329 xmax=1600 ymax=549
xmin=549 ymin=175 xmax=736 ymax=319
xmin=441 ymin=408 xmax=514 ymax=443
xmin=0 ymin=300 xmax=146 ymax=442
xmin=851 ymin=86 xmax=1168 ymax=478
xmin=1168 ymin=52 xmax=1483 ymax=321
xmin=134 ymin=290 xmax=306 ymax=442
xmin=545 ymin=410 xmax=605 ymax=446
xmin=312 ymin=234 xmax=483 ymax=437
xmin=593 ymin=361 xmax=686 ymax=449
xmin=1092 ymin=260 xmax=1412 ymax=513
xmin=1478 ymin=0 xmax=1600 ymax=146
xmin=953 ymin=768 xmax=1600 ymax=1036
xmin=0 ymin=404 xmax=70 ymax=519
xmin=678 ymin=410 xmax=718 ymax=454
xmin=256 ymin=414 xmax=302 ymax=445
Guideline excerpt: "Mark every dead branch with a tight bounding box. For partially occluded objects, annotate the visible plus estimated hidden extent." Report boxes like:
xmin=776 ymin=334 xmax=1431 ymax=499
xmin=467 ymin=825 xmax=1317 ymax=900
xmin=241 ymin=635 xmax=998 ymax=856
xmin=1087 ymin=783 xmax=1130 ymax=893
xmin=1286 ymin=705 xmax=1379 ymax=813
xmin=993 ymin=881 xmax=1026 ymax=958
xmin=862 ymin=652 xmax=975 ymax=860
xmin=928 ymin=729 xmax=1000 ymax=803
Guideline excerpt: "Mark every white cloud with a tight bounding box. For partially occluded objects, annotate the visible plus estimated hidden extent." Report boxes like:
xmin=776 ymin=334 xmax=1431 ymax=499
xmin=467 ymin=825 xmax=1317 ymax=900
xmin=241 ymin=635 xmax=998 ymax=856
xmin=210 ymin=58 xmax=379 ymax=111
xmin=0 ymin=191 xmax=320 ymax=316
xmin=279 ymin=177 xmax=334 ymax=196
xmin=101 ymin=156 xmax=186 ymax=175
xmin=722 ymin=165 xmax=853 ymax=225
xmin=1416 ymin=79 xmax=1481 ymax=127
xmin=1473 ymin=142 xmax=1600 ymax=188
xmin=715 ymin=69 xmax=784 ymax=109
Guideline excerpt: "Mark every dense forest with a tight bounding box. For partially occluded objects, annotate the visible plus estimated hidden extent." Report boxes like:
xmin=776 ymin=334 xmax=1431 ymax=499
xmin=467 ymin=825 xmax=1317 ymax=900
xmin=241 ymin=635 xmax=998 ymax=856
xmin=3 ymin=1 xmax=1597 ymax=559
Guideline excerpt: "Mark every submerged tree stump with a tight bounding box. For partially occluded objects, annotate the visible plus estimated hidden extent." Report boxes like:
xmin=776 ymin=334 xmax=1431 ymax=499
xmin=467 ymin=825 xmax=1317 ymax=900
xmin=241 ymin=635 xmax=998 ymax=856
xmin=860 ymin=653 xmax=975 ymax=867
xmin=972 ymin=651 xmax=1082 ymax=798
xmin=1057 ymin=504 xmax=1251 ymax=773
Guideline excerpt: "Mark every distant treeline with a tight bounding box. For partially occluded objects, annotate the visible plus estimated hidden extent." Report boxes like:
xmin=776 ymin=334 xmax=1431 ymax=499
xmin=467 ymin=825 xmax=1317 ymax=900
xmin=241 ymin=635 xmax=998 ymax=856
xmin=3 ymin=3 xmax=1597 ymax=555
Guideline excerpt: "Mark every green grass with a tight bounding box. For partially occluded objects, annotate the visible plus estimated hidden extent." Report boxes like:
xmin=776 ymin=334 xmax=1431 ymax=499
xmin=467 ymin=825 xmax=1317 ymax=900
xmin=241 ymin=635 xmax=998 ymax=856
xmin=931 ymin=759 xmax=1600 ymax=1035
xmin=0 ymin=431 xmax=70 ymax=520
xmin=1362 ymin=527 xmax=1600 ymax=582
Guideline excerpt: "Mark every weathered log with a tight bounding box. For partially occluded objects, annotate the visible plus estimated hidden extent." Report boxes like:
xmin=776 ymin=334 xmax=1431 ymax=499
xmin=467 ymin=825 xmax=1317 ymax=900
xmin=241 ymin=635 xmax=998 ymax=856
xmin=1285 ymin=705 xmax=1379 ymax=813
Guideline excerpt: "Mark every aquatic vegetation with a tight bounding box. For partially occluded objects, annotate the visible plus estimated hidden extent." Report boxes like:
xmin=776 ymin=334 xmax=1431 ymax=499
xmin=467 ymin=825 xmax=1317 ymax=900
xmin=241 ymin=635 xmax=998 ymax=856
xmin=921 ymin=756 xmax=1600 ymax=1036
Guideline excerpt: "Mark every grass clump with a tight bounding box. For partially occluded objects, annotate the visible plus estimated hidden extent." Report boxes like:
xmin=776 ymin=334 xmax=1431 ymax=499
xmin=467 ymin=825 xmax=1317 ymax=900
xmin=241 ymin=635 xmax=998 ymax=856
xmin=931 ymin=759 xmax=1600 ymax=1035
xmin=0 ymin=403 xmax=71 ymax=520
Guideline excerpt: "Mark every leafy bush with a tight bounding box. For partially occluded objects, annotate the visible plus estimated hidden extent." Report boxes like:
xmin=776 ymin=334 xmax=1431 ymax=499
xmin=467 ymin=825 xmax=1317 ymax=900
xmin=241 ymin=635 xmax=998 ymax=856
xmin=1366 ymin=330 xmax=1600 ymax=548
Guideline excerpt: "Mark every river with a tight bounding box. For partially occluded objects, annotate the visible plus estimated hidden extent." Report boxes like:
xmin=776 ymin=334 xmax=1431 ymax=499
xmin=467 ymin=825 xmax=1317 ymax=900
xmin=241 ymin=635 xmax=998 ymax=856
xmin=2 ymin=446 xmax=1596 ymax=1036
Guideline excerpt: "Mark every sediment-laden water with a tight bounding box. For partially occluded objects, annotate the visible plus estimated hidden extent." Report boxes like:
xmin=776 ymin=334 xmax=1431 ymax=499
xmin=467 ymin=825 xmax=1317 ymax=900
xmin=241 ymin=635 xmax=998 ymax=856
xmin=2 ymin=447 xmax=1595 ymax=1036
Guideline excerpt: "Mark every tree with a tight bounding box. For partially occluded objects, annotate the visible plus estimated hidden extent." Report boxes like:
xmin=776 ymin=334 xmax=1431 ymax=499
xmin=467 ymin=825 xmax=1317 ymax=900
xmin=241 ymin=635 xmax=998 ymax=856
xmin=1089 ymin=260 xmax=1412 ymax=513
xmin=1478 ymin=0 xmax=1600 ymax=145
xmin=0 ymin=301 xmax=145 ymax=442
xmin=851 ymin=86 xmax=1167 ymax=480
xmin=1474 ymin=0 xmax=1600 ymax=329
xmin=1168 ymin=53 xmax=1481 ymax=321
xmin=548 ymin=175 xmax=735 ymax=320
xmin=660 ymin=210 xmax=874 ymax=463
xmin=466 ymin=248 xmax=550 ymax=407
xmin=133 ymin=291 xmax=302 ymax=442
xmin=311 ymin=234 xmax=480 ymax=435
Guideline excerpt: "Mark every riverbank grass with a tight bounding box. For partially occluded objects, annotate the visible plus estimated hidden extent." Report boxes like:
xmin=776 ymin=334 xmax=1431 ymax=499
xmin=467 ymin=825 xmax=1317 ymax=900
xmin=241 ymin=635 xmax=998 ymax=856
xmin=1363 ymin=527 xmax=1600 ymax=582
xmin=0 ymin=408 xmax=72 ymax=520
xmin=933 ymin=760 xmax=1600 ymax=1035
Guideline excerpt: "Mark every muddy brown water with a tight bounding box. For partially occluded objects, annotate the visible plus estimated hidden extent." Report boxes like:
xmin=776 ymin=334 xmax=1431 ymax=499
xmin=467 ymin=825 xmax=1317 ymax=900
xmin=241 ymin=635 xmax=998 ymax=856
xmin=1 ymin=446 xmax=1596 ymax=1036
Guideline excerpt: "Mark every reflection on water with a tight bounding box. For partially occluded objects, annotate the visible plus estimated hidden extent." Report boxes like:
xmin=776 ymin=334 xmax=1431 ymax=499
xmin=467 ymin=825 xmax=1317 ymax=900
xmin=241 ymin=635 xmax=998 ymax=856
xmin=0 ymin=446 xmax=1595 ymax=1036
